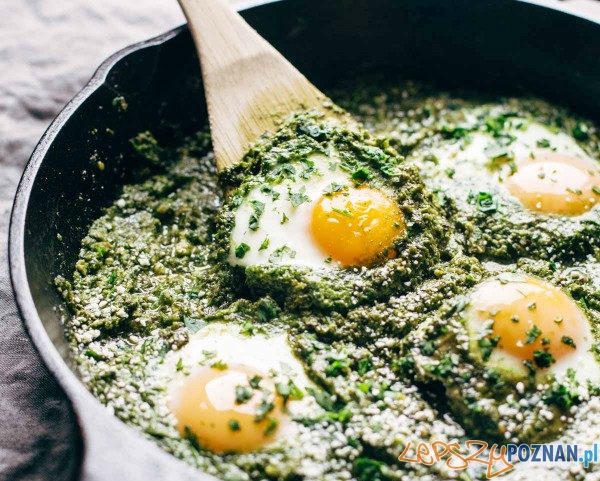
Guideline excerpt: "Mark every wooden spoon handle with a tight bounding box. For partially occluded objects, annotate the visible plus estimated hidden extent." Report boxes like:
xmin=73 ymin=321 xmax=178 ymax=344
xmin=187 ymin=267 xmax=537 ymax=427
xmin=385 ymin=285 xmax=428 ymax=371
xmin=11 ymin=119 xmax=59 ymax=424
xmin=178 ymin=0 xmax=326 ymax=171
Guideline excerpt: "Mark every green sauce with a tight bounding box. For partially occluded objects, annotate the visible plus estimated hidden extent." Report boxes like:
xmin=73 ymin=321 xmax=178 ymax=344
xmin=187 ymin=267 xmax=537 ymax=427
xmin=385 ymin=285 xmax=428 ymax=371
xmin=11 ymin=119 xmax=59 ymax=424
xmin=56 ymin=79 xmax=600 ymax=481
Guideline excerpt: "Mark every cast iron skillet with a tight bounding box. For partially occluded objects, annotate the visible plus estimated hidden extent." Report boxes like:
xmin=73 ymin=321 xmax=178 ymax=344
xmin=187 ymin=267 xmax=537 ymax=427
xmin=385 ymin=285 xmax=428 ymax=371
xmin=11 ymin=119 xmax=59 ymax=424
xmin=9 ymin=0 xmax=600 ymax=479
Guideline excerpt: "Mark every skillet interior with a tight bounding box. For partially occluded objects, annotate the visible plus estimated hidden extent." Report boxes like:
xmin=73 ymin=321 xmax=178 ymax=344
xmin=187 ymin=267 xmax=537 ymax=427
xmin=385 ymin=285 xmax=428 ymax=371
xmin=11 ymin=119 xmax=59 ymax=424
xmin=10 ymin=0 xmax=600 ymax=479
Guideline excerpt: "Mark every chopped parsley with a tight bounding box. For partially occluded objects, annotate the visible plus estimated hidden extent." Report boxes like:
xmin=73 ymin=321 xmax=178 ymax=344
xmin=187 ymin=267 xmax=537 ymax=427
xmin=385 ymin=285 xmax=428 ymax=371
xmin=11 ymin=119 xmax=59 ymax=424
xmin=249 ymin=375 xmax=262 ymax=389
xmin=357 ymin=357 xmax=373 ymax=375
xmin=235 ymin=243 xmax=251 ymax=259
xmin=288 ymin=186 xmax=310 ymax=207
xmin=263 ymin=418 xmax=279 ymax=436
xmin=259 ymin=237 xmax=269 ymax=251
xmin=248 ymin=200 xmax=265 ymax=231
xmin=269 ymin=245 xmax=296 ymax=263
xmin=572 ymin=123 xmax=590 ymax=141
xmin=323 ymin=182 xmax=347 ymax=196
xmin=477 ymin=192 xmax=497 ymax=213
xmin=235 ymin=385 xmax=254 ymax=404
xmin=211 ymin=360 xmax=228 ymax=370
xmin=254 ymin=398 xmax=275 ymax=421
xmin=332 ymin=207 xmax=353 ymax=218
xmin=326 ymin=355 xmax=352 ymax=377
xmin=543 ymin=369 xmax=581 ymax=408
xmin=240 ymin=320 xmax=255 ymax=336
xmin=442 ymin=125 xmax=471 ymax=139
xmin=275 ymin=380 xmax=304 ymax=405
xmin=525 ymin=325 xmax=542 ymax=344
xmin=228 ymin=419 xmax=241 ymax=431
xmin=561 ymin=336 xmax=576 ymax=349
xmin=533 ymin=350 xmax=555 ymax=368
xmin=468 ymin=191 xmax=497 ymax=214
xmin=257 ymin=299 xmax=278 ymax=322
xmin=260 ymin=185 xmax=281 ymax=201
xmin=351 ymin=167 xmax=373 ymax=183
xmin=479 ymin=335 xmax=501 ymax=362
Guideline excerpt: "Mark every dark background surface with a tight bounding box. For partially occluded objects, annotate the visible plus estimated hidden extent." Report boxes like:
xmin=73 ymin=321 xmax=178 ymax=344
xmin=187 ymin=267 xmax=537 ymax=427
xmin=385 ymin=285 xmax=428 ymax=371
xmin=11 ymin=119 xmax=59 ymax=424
xmin=1 ymin=0 xmax=599 ymax=480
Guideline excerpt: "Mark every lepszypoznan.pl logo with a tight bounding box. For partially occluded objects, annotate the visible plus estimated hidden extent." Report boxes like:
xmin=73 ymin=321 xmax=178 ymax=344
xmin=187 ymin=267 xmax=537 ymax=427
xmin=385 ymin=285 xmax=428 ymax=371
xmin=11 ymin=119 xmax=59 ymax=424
xmin=398 ymin=440 xmax=598 ymax=478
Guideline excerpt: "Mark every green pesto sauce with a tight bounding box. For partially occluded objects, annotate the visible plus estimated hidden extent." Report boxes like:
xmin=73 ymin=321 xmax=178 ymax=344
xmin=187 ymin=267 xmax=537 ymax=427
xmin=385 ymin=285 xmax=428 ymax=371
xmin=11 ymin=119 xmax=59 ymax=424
xmin=56 ymin=79 xmax=600 ymax=481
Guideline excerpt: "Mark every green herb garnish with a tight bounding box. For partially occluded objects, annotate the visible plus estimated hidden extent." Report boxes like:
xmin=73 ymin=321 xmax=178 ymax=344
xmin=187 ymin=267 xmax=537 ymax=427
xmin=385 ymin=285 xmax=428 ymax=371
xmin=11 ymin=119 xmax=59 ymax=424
xmin=249 ymin=375 xmax=262 ymax=389
xmin=525 ymin=325 xmax=542 ymax=344
xmin=248 ymin=200 xmax=265 ymax=231
xmin=479 ymin=336 xmax=500 ymax=362
xmin=351 ymin=167 xmax=373 ymax=183
xmin=235 ymin=385 xmax=254 ymax=404
xmin=211 ymin=360 xmax=228 ymax=370
xmin=533 ymin=350 xmax=555 ymax=368
xmin=269 ymin=245 xmax=296 ymax=263
xmin=263 ymin=418 xmax=279 ymax=436
xmin=259 ymin=237 xmax=269 ymax=251
xmin=254 ymin=398 xmax=275 ymax=421
xmin=288 ymin=186 xmax=310 ymax=207
xmin=323 ymin=182 xmax=347 ymax=196
xmin=235 ymin=243 xmax=251 ymax=259
xmin=332 ymin=207 xmax=353 ymax=218
xmin=275 ymin=380 xmax=304 ymax=405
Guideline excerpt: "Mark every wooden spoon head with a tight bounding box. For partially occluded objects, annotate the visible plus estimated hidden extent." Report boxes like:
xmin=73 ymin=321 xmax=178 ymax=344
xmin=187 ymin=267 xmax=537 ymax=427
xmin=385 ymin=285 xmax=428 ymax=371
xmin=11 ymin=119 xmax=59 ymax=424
xmin=204 ymin=51 xmax=334 ymax=171
xmin=178 ymin=0 xmax=354 ymax=171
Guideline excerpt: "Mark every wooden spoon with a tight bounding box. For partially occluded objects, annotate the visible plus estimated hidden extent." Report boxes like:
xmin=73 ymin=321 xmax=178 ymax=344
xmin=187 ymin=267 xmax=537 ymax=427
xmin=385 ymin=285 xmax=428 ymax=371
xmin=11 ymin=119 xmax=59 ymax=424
xmin=177 ymin=0 xmax=350 ymax=171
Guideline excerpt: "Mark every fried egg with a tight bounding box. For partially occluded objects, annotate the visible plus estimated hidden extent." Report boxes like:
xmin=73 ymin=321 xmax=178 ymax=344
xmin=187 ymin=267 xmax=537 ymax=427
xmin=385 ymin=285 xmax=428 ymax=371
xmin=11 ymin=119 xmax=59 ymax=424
xmin=162 ymin=324 xmax=316 ymax=454
xmin=505 ymin=152 xmax=600 ymax=216
xmin=466 ymin=273 xmax=600 ymax=385
xmin=228 ymin=153 xmax=405 ymax=268
xmin=423 ymin=119 xmax=600 ymax=216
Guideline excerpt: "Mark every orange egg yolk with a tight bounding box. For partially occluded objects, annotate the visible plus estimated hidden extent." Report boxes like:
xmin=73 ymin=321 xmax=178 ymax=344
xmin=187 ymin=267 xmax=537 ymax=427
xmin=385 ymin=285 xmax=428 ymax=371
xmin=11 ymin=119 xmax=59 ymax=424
xmin=170 ymin=365 xmax=287 ymax=454
xmin=468 ymin=275 xmax=585 ymax=368
xmin=310 ymin=186 xmax=405 ymax=266
xmin=505 ymin=153 xmax=600 ymax=216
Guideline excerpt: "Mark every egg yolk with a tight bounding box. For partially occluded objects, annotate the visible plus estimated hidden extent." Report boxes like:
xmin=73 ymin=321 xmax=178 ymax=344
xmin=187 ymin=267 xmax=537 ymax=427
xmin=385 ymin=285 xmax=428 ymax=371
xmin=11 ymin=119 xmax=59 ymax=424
xmin=505 ymin=153 xmax=600 ymax=216
xmin=467 ymin=275 xmax=585 ymax=369
xmin=170 ymin=365 xmax=287 ymax=454
xmin=310 ymin=186 xmax=405 ymax=266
